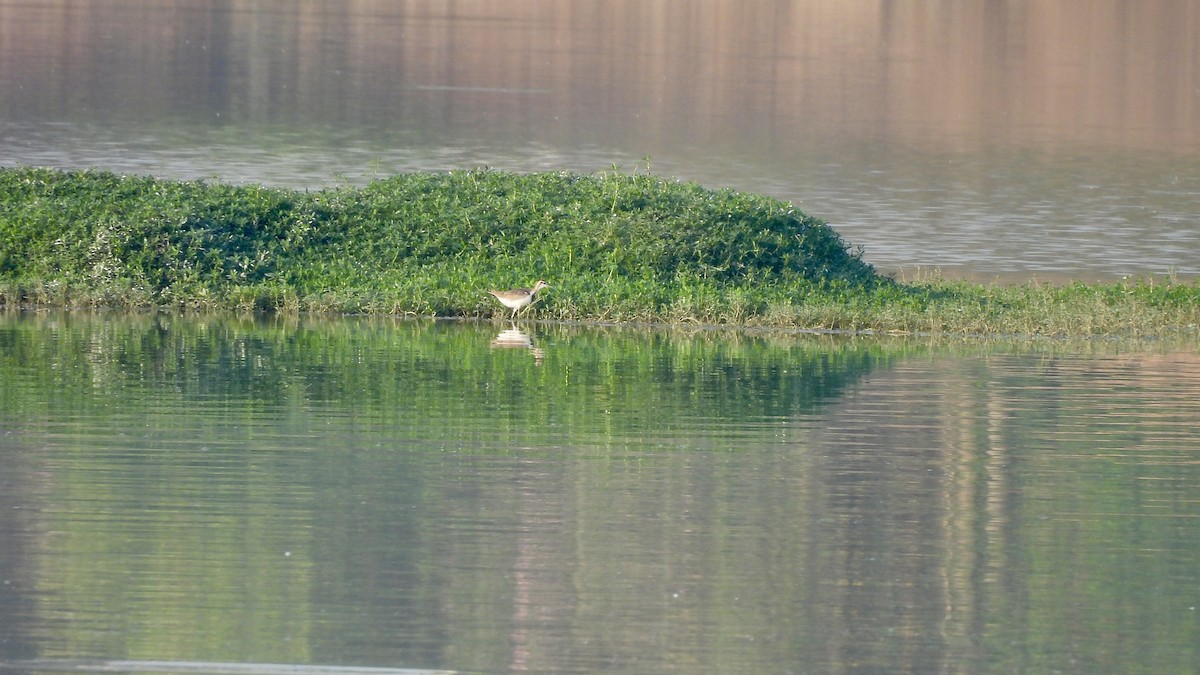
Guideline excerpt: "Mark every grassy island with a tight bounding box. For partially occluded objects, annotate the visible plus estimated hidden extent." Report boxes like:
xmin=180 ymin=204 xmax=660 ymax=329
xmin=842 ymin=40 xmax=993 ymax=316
xmin=1 ymin=166 xmax=1197 ymax=337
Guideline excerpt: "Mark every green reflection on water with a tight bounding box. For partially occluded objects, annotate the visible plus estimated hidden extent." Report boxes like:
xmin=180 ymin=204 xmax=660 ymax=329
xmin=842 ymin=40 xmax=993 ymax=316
xmin=0 ymin=313 xmax=895 ymax=671
xmin=0 ymin=313 xmax=1198 ymax=673
xmin=0 ymin=313 xmax=889 ymax=446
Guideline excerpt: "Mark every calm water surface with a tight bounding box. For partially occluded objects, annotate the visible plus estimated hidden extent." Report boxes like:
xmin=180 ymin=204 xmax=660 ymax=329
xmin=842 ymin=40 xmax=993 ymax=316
xmin=3 ymin=3 xmax=1200 ymax=671
xmin=2 ymin=0 xmax=1199 ymax=280
xmin=1 ymin=313 xmax=1198 ymax=673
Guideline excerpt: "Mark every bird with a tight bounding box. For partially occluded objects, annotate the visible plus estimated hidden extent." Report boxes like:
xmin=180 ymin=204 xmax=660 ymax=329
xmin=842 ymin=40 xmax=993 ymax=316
xmin=487 ymin=280 xmax=549 ymax=319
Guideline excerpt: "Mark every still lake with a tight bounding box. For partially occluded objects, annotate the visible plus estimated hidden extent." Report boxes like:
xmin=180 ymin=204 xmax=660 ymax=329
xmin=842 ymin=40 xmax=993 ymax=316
xmin=2 ymin=1 xmax=1200 ymax=672
xmin=1 ymin=313 xmax=1199 ymax=673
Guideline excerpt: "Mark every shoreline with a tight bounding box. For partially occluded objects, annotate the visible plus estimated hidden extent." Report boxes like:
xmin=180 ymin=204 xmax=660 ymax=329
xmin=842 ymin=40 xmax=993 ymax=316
xmin=2 ymin=166 xmax=1197 ymax=338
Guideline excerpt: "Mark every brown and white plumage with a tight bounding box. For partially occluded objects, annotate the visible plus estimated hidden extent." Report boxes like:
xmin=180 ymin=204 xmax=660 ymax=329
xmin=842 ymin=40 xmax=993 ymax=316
xmin=487 ymin=280 xmax=549 ymax=318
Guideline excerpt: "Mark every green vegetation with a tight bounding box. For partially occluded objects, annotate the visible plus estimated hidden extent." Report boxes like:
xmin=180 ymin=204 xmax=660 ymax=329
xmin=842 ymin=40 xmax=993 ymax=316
xmin=2 ymin=166 xmax=1197 ymax=337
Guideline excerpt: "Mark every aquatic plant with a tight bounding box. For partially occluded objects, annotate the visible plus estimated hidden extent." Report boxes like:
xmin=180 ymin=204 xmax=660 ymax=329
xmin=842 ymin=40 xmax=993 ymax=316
xmin=0 ymin=166 xmax=874 ymax=311
xmin=1 ymin=166 xmax=1198 ymax=337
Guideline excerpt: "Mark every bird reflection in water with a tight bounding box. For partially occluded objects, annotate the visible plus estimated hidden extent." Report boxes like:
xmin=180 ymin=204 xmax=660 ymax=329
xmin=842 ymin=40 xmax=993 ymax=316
xmin=490 ymin=324 xmax=546 ymax=363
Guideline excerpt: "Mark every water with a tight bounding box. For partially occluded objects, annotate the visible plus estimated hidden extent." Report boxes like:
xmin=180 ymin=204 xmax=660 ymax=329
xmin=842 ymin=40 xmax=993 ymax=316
xmin=2 ymin=3 xmax=1200 ymax=672
xmin=1 ymin=313 xmax=1199 ymax=673
xmin=2 ymin=0 xmax=1199 ymax=280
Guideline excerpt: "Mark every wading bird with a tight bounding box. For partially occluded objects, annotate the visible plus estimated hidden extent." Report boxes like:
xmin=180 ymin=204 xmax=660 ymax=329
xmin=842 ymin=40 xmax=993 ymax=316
xmin=487 ymin=280 xmax=549 ymax=319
